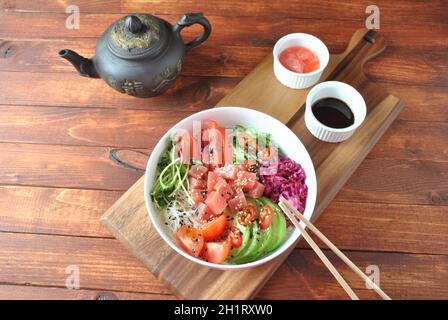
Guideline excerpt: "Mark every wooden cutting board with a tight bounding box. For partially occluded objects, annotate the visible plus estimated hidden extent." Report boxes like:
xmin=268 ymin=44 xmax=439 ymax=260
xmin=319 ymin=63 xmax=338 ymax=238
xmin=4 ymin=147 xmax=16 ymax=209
xmin=101 ymin=29 xmax=404 ymax=299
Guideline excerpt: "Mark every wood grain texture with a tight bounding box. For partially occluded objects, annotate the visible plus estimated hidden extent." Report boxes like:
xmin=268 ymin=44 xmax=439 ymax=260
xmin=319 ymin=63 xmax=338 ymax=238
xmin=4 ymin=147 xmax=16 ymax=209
xmin=339 ymin=158 xmax=448 ymax=206
xmin=1 ymin=39 xmax=446 ymax=86
xmin=1 ymin=105 xmax=446 ymax=161
xmin=1 ymin=231 xmax=446 ymax=299
xmin=0 ymin=284 xmax=175 ymax=300
xmin=4 ymin=0 xmax=447 ymax=25
xmin=0 ymin=72 xmax=234 ymax=110
xmin=0 ymin=73 xmax=445 ymax=123
xmin=0 ymin=232 xmax=170 ymax=294
xmin=2 ymin=185 xmax=447 ymax=256
xmin=0 ymin=105 xmax=194 ymax=148
xmin=389 ymin=85 xmax=448 ymax=122
xmin=0 ymin=143 xmax=145 ymax=190
xmin=259 ymin=249 xmax=448 ymax=300
xmin=101 ymin=29 xmax=405 ymax=299
xmin=0 ymin=185 xmax=119 ymax=237
xmin=1 ymin=11 xmax=446 ymax=48
xmin=2 ymin=141 xmax=446 ymax=202
xmin=298 ymin=201 xmax=448 ymax=255
xmin=367 ymin=120 xmax=448 ymax=161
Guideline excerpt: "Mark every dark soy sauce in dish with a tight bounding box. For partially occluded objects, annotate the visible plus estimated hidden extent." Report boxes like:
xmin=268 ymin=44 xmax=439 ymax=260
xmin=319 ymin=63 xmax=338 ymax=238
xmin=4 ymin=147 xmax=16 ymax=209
xmin=311 ymin=98 xmax=355 ymax=129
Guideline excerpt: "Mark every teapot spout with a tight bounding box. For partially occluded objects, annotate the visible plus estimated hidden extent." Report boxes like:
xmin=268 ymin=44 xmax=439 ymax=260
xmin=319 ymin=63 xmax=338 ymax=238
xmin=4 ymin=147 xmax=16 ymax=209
xmin=59 ymin=49 xmax=99 ymax=78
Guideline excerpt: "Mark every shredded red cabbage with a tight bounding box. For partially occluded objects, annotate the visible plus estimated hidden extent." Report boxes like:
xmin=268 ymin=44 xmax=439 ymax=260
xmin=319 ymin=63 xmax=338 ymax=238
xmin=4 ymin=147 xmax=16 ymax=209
xmin=260 ymin=156 xmax=308 ymax=214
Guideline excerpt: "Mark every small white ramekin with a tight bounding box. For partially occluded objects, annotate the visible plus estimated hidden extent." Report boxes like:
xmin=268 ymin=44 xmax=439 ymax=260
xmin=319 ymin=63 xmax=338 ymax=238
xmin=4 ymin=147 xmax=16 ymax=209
xmin=305 ymin=81 xmax=367 ymax=143
xmin=273 ymin=33 xmax=329 ymax=89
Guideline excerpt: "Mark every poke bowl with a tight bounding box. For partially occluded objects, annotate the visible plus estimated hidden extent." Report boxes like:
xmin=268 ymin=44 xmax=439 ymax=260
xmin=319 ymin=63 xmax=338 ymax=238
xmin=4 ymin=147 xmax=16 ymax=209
xmin=144 ymin=107 xmax=317 ymax=270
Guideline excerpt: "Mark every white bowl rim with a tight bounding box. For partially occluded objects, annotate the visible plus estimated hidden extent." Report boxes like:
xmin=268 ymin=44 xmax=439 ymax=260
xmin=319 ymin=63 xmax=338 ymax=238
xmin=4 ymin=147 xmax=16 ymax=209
xmin=305 ymin=81 xmax=367 ymax=133
xmin=144 ymin=106 xmax=317 ymax=270
xmin=273 ymin=33 xmax=330 ymax=77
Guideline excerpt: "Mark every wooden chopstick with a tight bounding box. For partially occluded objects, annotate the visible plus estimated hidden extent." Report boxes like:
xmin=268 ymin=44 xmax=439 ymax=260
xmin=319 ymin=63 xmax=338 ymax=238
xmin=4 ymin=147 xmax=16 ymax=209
xmin=278 ymin=201 xmax=359 ymax=300
xmin=279 ymin=197 xmax=391 ymax=300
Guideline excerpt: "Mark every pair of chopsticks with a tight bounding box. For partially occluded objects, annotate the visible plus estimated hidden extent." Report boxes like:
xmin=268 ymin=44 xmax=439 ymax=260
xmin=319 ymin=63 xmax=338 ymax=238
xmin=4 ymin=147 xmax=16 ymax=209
xmin=278 ymin=197 xmax=391 ymax=300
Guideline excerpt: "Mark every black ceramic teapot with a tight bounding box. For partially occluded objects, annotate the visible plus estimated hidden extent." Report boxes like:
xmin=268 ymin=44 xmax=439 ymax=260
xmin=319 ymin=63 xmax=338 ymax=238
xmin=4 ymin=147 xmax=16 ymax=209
xmin=59 ymin=13 xmax=211 ymax=98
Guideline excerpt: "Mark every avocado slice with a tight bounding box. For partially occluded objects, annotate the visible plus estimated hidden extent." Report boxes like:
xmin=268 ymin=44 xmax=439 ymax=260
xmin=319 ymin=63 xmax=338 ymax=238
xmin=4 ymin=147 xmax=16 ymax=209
xmin=228 ymin=222 xmax=261 ymax=264
xmin=228 ymin=197 xmax=288 ymax=264
xmin=227 ymin=200 xmax=259 ymax=262
xmin=227 ymin=220 xmax=251 ymax=261
xmin=231 ymin=198 xmax=275 ymax=263
xmin=247 ymin=221 xmax=274 ymax=261
xmin=260 ymin=209 xmax=280 ymax=254
xmin=258 ymin=197 xmax=287 ymax=253
xmin=235 ymin=197 xmax=269 ymax=262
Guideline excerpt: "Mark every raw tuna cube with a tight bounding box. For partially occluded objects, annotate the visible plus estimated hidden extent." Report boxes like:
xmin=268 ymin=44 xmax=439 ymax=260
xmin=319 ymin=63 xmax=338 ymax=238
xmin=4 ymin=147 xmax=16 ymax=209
xmin=205 ymin=191 xmax=227 ymax=216
xmin=228 ymin=191 xmax=247 ymax=213
xmin=188 ymin=164 xmax=208 ymax=179
xmin=214 ymin=179 xmax=233 ymax=200
xmin=234 ymin=171 xmax=256 ymax=190
xmin=195 ymin=202 xmax=212 ymax=222
xmin=191 ymin=189 xmax=205 ymax=205
xmin=246 ymin=181 xmax=265 ymax=198
xmin=188 ymin=177 xmax=206 ymax=190
xmin=215 ymin=164 xmax=239 ymax=180
xmin=207 ymin=171 xmax=224 ymax=191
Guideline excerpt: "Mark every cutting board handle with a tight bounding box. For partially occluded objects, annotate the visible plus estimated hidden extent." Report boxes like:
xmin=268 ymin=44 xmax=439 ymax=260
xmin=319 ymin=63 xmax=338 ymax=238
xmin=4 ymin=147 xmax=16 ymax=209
xmin=328 ymin=29 xmax=386 ymax=81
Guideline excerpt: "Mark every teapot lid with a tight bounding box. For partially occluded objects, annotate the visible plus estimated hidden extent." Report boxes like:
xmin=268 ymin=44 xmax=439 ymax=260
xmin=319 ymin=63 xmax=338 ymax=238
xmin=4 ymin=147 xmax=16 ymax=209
xmin=107 ymin=14 xmax=169 ymax=59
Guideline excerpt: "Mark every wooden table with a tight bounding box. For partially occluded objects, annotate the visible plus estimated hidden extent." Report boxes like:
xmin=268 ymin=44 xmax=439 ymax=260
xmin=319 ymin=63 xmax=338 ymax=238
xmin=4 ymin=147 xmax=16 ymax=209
xmin=0 ymin=1 xmax=447 ymax=300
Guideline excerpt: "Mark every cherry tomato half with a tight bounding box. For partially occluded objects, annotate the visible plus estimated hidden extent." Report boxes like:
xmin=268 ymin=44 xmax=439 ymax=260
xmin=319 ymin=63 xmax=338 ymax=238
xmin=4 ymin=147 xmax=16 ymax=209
xmin=176 ymin=226 xmax=204 ymax=257
xmin=237 ymin=132 xmax=257 ymax=150
xmin=201 ymin=214 xmax=227 ymax=241
xmin=237 ymin=205 xmax=256 ymax=226
xmin=242 ymin=159 xmax=258 ymax=172
xmin=258 ymin=147 xmax=277 ymax=161
xmin=259 ymin=205 xmax=274 ymax=229
xmin=228 ymin=226 xmax=242 ymax=249
xmin=203 ymin=240 xmax=231 ymax=264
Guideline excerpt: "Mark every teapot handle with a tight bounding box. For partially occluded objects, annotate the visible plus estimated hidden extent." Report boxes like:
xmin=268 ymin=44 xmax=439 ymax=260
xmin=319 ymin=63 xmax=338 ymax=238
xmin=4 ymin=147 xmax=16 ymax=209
xmin=173 ymin=13 xmax=211 ymax=51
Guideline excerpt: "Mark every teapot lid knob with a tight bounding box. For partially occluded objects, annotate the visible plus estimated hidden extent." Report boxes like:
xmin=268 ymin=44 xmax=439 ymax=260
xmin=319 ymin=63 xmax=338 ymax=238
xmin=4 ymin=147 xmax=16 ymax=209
xmin=108 ymin=14 xmax=167 ymax=59
xmin=125 ymin=15 xmax=145 ymax=34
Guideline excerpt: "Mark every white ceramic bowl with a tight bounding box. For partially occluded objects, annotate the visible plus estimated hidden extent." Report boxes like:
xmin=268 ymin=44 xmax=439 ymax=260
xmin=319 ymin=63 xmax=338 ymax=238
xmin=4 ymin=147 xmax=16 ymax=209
xmin=273 ymin=33 xmax=329 ymax=89
xmin=305 ymin=81 xmax=367 ymax=143
xmin=144 ymin=107 xmax=317 ymax=270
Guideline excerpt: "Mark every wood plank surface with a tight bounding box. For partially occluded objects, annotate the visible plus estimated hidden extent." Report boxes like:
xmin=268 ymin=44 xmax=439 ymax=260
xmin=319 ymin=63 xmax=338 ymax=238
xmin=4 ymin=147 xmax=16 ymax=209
xmin=1 ymin=11 xmax=446 ymax=47
xmin=0 ymin=284 xmax=176 ymax=300
xmin=0 ymin=72 xmax=234 ymax=110
xmin=0 ymin=142 xmax=146 ymax=190
xmin=0 ymin=105 xmax=194 ymax=148
xmin=1 ymin=39 xmax=447 ymax=85
xmin=0 ymin=185 xmax=118 ymax=237
xmin=1 ymin=231 xmax=446 ymax=299
xmin=2 ymin=141 xmax=446 ymax=202
xmin=0 ymin=232 xmax=171 ymax=294
xmin=260 ymin=249 xmax=448 ymax=300
xmin=1 ymin=106 xmax=446 ymax=161
xmin=4 ymin=0 xmax=447 ymax=25
xmin=0 ymin=0 xmax=447 ymax=300
xmin=0 ymin=75 xmax=445 ymax=123
xmin=2 ymin=184 xmax=447 ymax=256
